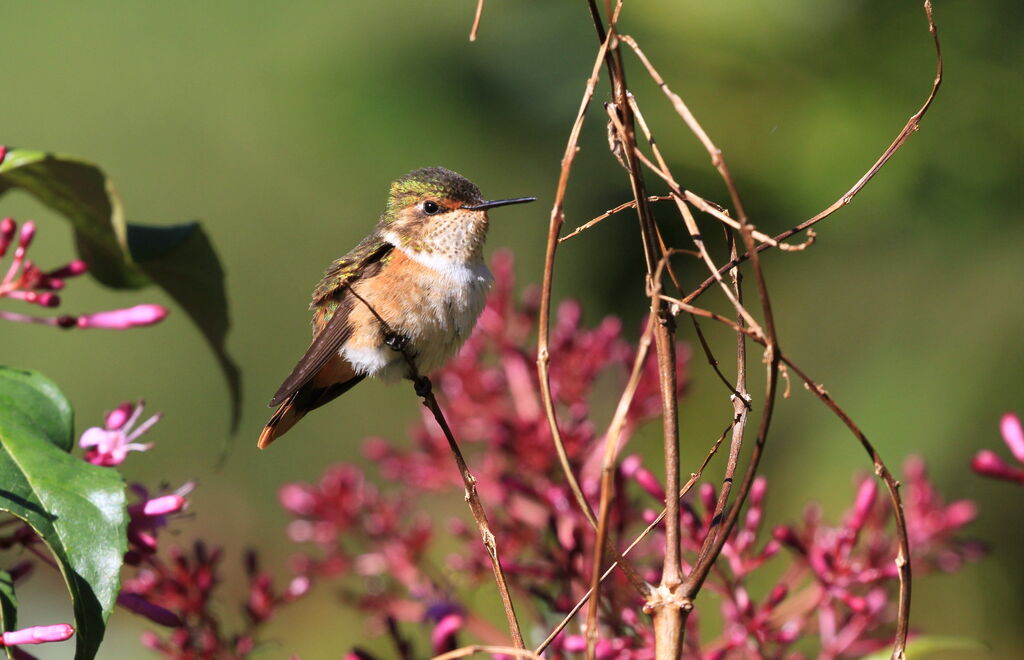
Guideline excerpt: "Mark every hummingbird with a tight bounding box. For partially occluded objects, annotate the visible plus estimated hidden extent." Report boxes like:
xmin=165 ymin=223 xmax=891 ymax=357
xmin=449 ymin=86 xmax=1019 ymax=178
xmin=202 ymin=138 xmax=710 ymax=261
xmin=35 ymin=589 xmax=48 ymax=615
xmin=258 ymin=167 xmax=535 ymax=448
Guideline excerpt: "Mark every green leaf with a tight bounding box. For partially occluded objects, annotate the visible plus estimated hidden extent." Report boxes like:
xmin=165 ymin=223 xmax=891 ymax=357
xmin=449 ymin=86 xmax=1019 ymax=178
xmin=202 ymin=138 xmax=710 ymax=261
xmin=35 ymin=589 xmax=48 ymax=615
xmin=0 ymin=570 xmax=17 ymax=660
xmin=862 ymin=636 xmax=990 ymax=660
xmin=0 ymin=367 xmax=128 ymax=660
xmin=0 ymin=368 xmax=74 ymax=452
xmin=0 ymin=148 xmax=241 ymax=429
xmin=127 ymin=223 xmax=242 ymax=430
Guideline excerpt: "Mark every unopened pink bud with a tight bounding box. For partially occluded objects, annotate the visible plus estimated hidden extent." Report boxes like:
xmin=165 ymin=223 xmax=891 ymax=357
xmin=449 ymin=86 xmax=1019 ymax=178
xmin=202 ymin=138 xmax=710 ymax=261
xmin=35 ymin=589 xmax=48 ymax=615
xmin=944 ymin=500 xmax=977 ymax=527
xmin=0 ymin=145 xmax=6 ymax=164
xmin=1000 ymin=413 xmax=1024 ymax=463
xmin=970 ymin=450 xmax=1024 ymax=483
xmin=767 ymin=584 xmax=787 ymax=608
xmin=847 ymin=479 xmax=877 ymax=531
xmin=0 ymin=218 xmax=15 ymax=256
xmin=634 ymin=467 xmax=665 ymax=501
xmin=776 ymin=621 xmax=801 ymax=643
xmin=143 ymin=494 xmax=186 ymax=517
xmin=140 ymin=631 xmax=164 ymax=650
xmin=562 ymin=635 xmax=587 ymax=652
xmin=772 ymin=525 xmax=805 ymax=553
xmin=106 ymin=402 xmax=135 ymax=430
xmin=0 ymin=623 xmax=74 ymax=646
xmin=285 ymin=575 xmax=310 ymax=599
xmin=77 ymin=304 xmax=169 ymax=329
xmin=279 ymin=484 xmax=317 ymax=515
xmin=699 ymin=482 xmax=716 ymax=513
xmin=35 ymin=292 xmax=60 ymax=307
xmin=48 ymin=260 xmax=88 ymax=279
xmin=750 ymin=476 xmax=768 ymax=504
xmin=17 ymin=221 xmax=35 ymax=250
xmin=431 ymin=613 xmax=463 ymax=652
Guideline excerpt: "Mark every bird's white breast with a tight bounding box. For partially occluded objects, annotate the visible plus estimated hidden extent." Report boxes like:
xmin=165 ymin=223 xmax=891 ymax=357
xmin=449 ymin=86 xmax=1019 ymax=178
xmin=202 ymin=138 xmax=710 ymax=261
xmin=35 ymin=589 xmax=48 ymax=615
xmin=342 ymin=236 xmax=493 ymax=381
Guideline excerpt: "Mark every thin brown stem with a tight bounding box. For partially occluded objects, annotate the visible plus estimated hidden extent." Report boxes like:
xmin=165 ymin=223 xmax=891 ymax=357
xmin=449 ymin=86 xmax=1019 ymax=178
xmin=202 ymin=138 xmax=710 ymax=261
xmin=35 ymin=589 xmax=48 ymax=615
xmin=345 ymin=285 xmax=524 ymax=648
xmin=535 ymin=419 xmax=734 ymax=655
xmin=684 ymin=0 xmax=943 ymax=306
xmin=586 ymin=307 xmax=657 ymax=651
xmin=591 ymin=9 xmax=686 ymax=656
xmin=559 ymin=195 xmax=673 ymax=243
xmin=535 ymin=0 xmax=648 ymax=600
xmin=468 ymin=0 xmax=485 ymax=41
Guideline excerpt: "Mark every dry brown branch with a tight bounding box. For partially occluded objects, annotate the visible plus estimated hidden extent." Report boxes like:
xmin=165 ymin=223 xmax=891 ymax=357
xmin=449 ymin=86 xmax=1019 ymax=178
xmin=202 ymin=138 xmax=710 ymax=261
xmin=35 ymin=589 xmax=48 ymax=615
xmin=344 ymin=284 xmax=525 ymax=648
xmin=656 ymin=285 xmax=913 ymax=659
xmin=586 ymin=307 xmax=658 ymax=650
xmin=468 ymin=0 xmax=485 ymax=42
xmin=559 ymin=195 xmax=673 ymax=243
xmin=588 ymin=10 xmax=689 ymax=656
xmin=533 ymin=0 xmax=649 ymax=602
xmin=536 ymin=6 xmax=614 ymax=534
xmin=783 ymin=356 xmax=912 ymax=659
xmin=535 ymin=418 xmax=735 ymax=655
xmin=622 ymin=100 xmax=762 ymax=334
xmin=684 ymin=0 xmax=943 ymax=306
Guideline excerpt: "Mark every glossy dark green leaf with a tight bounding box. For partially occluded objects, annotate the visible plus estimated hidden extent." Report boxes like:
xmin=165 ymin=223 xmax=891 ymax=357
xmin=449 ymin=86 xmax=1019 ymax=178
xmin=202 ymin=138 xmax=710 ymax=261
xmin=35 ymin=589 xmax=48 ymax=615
xmin=0 ymin=368 xmax=74 ymax=452
xmin=0 ymin=148 xmax=240 ymax=429
xmin=0 ymin=570 xmax=17 ymax=660
xmin=0 ymin=368 xmax=127 ymax=660
xmin=128 ymin=223 xmax=241 ymax=430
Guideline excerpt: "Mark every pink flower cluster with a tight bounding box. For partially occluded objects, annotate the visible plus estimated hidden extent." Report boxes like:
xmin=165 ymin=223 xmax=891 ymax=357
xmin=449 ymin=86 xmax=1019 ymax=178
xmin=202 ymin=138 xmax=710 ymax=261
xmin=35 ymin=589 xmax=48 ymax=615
xmin=972 ymin=413 xmax=1024 ymax=485
xmin=0 ymin=216 xmax=168 ymax=330
xmin=275 ymin=252 xmax=982 ymax=659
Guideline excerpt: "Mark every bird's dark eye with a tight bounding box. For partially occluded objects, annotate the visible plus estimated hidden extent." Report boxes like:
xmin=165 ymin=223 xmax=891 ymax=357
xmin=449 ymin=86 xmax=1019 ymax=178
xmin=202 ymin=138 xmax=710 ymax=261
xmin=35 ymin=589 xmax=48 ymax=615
xmin=422 ymin=201 xmax=441 ymax=215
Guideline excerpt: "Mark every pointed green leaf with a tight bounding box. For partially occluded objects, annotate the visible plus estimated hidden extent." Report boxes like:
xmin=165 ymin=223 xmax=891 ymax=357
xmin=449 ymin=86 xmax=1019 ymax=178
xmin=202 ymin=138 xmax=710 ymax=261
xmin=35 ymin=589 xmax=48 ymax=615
xmin=128 ymin=223 xmax=241 ymax=430
xmin=0 ymin=367 xmax=127 ymax=660
xmin=0 ymin=368 xmax=74 ymax=452
xmin=0 ymin=570 xmax=17 ymax=660
xmin=0 ymin=148 xmax=240 ymax=428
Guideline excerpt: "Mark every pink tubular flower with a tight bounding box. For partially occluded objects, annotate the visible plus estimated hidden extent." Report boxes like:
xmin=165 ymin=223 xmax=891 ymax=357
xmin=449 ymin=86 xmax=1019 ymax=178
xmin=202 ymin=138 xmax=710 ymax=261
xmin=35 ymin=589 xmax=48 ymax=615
xmin=0 ymin=623 xmax=74 ymax=646
xmin=75 ymin=304 xmax=168 ymax=329
xmin=430 ymin=612 xmax=463 ymax=653
xmin=971 ymin=412 xmax=1024 ymax=485
xmin=80 ymin=400 xmax=161 ymax=466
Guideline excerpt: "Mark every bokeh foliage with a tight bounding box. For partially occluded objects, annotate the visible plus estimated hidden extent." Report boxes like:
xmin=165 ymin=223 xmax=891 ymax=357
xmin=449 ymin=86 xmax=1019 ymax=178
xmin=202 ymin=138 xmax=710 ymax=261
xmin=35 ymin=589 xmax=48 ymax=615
xmin=1 ymin=1 xmax=1021 ymax=658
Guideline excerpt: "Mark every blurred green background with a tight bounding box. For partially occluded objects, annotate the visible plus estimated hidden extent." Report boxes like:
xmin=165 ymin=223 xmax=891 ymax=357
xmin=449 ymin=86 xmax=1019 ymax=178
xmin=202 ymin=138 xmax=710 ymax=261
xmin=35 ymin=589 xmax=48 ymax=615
xmin=2 ymin=0 xmax=1022 ymax=657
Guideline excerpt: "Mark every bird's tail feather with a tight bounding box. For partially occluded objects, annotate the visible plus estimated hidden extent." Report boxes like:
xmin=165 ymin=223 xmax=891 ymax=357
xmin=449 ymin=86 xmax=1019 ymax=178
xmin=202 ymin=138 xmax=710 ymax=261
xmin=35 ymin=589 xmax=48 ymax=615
xmin=258 ymin=395 xmax=303 ymax=449
xmin=257 ymin=375 xmax=367 ymax=449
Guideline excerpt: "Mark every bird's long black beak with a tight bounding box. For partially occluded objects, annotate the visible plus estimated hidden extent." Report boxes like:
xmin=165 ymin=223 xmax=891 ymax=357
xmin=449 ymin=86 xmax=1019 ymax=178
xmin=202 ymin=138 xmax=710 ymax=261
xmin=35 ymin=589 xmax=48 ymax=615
xmin=464 ymin=197 xmax=536 ymax=211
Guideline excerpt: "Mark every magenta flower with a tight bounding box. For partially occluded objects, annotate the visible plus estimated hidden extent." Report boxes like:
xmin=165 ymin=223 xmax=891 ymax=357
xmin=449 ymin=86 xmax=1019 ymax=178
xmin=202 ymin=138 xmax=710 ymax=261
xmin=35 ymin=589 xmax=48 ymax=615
xmin=971 ymin=412 xmax=1024 ymax=485
xmin=74 ymin=304 xmax=168 ymax=329
xmin=0 ymin=216 xmax=169 ymax=330
xmin=0 ymin=623 xmax=74 ymax=647
xmin=0 ymin=218 xmax=88 ymax=309
xmin=80 ymin=401 xmax=161 ymax=466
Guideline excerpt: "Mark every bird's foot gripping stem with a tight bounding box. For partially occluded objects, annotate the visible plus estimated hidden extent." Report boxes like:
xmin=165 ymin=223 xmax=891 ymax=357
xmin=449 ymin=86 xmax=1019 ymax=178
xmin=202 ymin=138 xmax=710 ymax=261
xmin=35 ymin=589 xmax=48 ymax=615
xmin=384 ymin=331 xmax=410 ymax=352
xmin=413 ymin=376 xmax=433 ymax=398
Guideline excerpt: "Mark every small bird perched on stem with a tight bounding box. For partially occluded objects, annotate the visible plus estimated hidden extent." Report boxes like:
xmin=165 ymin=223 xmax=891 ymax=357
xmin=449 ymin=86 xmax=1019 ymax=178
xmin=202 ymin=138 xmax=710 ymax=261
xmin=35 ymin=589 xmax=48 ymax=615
xmin=259 ymin=167 xmax=534 ymax=448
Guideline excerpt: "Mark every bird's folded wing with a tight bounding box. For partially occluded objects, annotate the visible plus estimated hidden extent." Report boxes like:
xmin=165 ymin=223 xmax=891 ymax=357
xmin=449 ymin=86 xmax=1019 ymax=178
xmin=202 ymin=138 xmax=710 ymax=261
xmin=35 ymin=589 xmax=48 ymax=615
xmin=268 ymin=240 xmax=394 ymax=407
